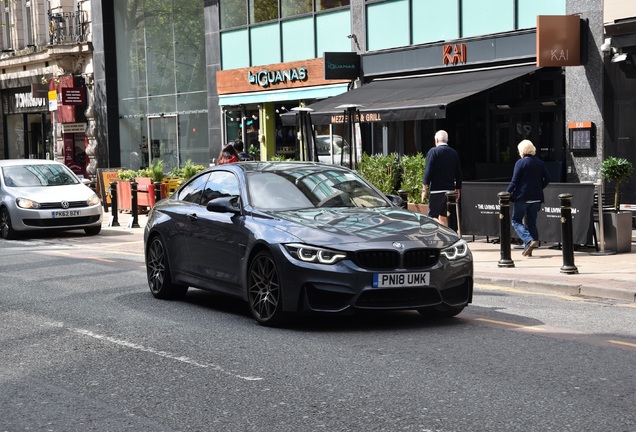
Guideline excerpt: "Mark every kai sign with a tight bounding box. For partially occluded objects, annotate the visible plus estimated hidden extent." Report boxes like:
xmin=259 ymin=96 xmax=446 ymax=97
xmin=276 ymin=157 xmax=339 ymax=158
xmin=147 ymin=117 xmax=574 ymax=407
xmin=536 ymin=15 xmax=581 ymax=67
xmin=443 ymin=43 xmax=467 ymax=65
xmin=248 ymin=67 xmax=307 ymax=88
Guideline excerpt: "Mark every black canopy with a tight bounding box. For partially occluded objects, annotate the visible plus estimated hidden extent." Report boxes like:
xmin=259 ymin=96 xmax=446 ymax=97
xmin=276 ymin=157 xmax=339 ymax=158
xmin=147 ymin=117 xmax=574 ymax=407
xmin=282 ymin=64 xmax=539 ymax=126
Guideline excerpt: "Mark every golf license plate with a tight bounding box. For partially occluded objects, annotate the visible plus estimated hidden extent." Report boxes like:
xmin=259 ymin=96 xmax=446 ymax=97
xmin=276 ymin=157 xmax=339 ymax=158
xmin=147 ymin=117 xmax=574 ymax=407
xmin=372 ymin=272 xmax=430 ymax=288
xmin=52 ymin=210 xmax=81 ymax=218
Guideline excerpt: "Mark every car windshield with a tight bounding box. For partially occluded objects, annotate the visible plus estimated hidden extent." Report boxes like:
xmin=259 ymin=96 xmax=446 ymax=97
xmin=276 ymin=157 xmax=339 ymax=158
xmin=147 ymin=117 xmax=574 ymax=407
xmin=2 ymin=164 xmax=80 ymax=187
xmin=247 ymin=168 xmax=390 ymax=211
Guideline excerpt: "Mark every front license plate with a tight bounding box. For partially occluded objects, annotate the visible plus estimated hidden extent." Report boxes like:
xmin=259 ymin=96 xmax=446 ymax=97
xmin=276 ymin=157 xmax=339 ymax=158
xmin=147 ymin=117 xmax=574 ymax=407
xmin=372 ymin=272 xmax=430 ymax=288
xmin=52 ymin=210 xmax=81 ymax=218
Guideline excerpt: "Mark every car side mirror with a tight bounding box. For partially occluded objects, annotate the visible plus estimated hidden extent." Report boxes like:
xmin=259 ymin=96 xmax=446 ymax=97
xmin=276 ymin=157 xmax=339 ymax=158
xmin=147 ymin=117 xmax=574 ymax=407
xmin=206 ymin=196 xmax=241 ymax=214
xmin=385 ymin=194 xmax=406 ymax=208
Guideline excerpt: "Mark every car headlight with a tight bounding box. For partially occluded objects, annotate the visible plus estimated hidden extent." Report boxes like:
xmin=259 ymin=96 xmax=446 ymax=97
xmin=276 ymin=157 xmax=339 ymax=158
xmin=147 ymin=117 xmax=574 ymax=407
xmin=284 ymin=243 xmax=347 ymax=265
xmin=441 ymin=239 xmax=469 ymax=260
xmin=16 ymin=198 xmax=40 ymax=209
xmin=87 ymin=193 xmax=100 ymax=206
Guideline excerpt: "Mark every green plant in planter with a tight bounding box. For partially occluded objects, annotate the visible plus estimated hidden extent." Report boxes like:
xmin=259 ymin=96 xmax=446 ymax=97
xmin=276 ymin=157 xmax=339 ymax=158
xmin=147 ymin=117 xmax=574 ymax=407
xmin=148 ymin=159 xmax=165 ymax=183
xmin=181 ymin=159 xmax=206 ymax=180
xmin=398 ymin=153 xmax=427 ymax=204
xmin=600 ymin=156 xmax=634 ymax=211
xmin=356 ymin=153 xmax=400 ymax=195
xmin=117 ymin=169 xmax=137 ymax=181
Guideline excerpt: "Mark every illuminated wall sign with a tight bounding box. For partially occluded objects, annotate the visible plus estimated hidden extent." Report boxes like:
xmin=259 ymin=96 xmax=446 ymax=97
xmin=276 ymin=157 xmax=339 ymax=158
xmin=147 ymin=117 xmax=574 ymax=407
xmin=324 ymin=52 xmax=360 ymax=80
xmin=536 ymin=15 xmax=581 ymax=67
xmin=443 ymin=43 xmax=467 ymax=65
xmin=248 ymin=67 xmax=307 ymax=88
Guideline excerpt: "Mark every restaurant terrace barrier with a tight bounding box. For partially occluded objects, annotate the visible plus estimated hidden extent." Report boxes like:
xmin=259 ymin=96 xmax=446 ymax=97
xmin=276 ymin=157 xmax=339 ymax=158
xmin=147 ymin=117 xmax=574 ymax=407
xmin=460 ymin=182 xmax=595 ymax=245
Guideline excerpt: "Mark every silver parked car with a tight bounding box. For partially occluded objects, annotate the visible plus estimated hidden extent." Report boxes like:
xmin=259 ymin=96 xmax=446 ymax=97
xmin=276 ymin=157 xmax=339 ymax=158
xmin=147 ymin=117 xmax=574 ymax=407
xmin=0 ymin=159 xmax=103 ymax=240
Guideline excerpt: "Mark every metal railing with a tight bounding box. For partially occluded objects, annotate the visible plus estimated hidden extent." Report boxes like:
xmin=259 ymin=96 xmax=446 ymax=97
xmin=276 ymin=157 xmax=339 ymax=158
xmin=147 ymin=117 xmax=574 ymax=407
xmin=48 ymin=7 xmax=87 ymax=45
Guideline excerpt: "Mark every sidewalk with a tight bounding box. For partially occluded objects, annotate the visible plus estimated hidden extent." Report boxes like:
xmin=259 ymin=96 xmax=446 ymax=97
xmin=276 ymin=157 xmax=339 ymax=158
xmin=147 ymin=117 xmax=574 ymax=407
xmin=103 ymin=213 xmax=636 ymax=303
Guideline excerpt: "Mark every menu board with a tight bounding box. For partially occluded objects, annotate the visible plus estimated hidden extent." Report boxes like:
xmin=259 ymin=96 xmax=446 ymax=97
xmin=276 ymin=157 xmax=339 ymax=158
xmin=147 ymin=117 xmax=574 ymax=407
xmin=568 ymin=122 xmax=594 ymax=152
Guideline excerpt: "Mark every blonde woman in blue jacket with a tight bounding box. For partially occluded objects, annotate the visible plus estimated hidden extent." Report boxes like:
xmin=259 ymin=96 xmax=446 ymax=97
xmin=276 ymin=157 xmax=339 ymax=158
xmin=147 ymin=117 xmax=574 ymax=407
xmin=507 ymin=140 xmax=551 ymax=257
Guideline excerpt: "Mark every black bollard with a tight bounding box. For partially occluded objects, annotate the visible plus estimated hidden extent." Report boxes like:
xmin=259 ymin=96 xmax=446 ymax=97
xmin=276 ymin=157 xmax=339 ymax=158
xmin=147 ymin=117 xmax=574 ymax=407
xmin=153 ymin=181 xmax=162 ymax=204
xmin=446 ymin=191 xmax=458 ymax=233
xmin=397 ymin=189 xmax=409 ymax=209
xmin=559 ymin=193 xmax=578 ymax=274
xmin=497 ymin=192 xmax=515 ymax=268
xmin=109 ymin=181 xmax=119 ymax=227
xmin=130 ymin=181 xmax=140 ymax=228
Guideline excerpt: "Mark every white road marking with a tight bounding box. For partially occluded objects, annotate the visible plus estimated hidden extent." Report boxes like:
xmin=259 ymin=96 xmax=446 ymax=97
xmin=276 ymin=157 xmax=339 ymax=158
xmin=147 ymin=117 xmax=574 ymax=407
xmin=45 ymin=322 xmax=263 ymax=381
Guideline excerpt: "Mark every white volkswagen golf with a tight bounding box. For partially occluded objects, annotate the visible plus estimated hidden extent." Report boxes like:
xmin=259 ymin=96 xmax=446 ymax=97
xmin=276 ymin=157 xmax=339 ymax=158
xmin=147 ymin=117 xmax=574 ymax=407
xmin=0 ymin=159 xmax=103 ymax=240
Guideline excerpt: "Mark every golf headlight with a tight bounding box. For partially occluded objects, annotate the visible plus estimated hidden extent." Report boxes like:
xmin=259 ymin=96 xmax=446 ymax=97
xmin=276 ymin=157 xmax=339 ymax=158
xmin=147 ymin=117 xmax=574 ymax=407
xmin=441 ymin=239 xmax=469 ymax=260
xmin=16 ymin=198 xmax=41 ymax=209
xmin=87 ymin=194 xmax=100 ymax=206
xmin=285 ymin=244 xmax=347 ymax=265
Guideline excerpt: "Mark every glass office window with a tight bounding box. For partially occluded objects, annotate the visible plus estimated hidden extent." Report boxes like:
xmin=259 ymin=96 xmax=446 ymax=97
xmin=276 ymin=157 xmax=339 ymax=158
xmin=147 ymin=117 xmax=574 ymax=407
xmin=282 ymin=17 xmax=315 ymax=61
xmin=317 ymin=0 xmax=350 ymax=11
xmin=221 ymin=29 xmax=250 ymax=69
xmin=221 ymin=0 xmax=247 ymax=29
xmin=412 ymin=0 xmax=459 ymax=44
xmin=462 ymin=0 xmax=514 ymax=38
xmin=367 ymin=0 xmax=409 ymax=51
xmin=250 ymin=0 xmax=278 ymax=23
xmin=251 ymin=23 xmax=281 ymax=65
xmin=316 ymin=9 xmax=351 ymax=56
xmin=282 ymin=0 xmax=312 ymax=17
xmin=518 ymin=0 xmax=566 ymax=29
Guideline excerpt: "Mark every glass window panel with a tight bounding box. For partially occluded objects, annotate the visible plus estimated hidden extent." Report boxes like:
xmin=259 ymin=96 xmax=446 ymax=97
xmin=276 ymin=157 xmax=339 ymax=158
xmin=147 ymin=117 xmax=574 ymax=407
xmin=282 ymin=0 xmax=312 ymax=18
xmin=221 ymin=29 xmax=250 ymax=69
xmin=174 ymin=2 xmax=206 ymax=96
xmin=518 ymin=0 xmax=566 ymax=29
xmin=251 ymin=23 xmax=281 ymax=65
xmin=221 ymin=0 xmax=247 ymax=29
xmin=144 ymin=5 xmax=176 ymax=97
xmin=148 ymin=95 xmax=177 ymax=114
xmin=462 ymin=0 xmax=514 ymax=37
xmin=179 ymin=113 xmax=210 ymax=166
xmin=250 ymin=0 xmax=278 ymax=23
xmin=367 ymin=0 xmax=409 ymax=51
xmin=317 ymin=0 xmax=350 ymax=11
xmin=316 ymin=9 xmax=351 ymax=56
xmin=282 ymin=17 xmax=315 ymax=61
xmin=413 ymin=0 xmax=459 ymax=44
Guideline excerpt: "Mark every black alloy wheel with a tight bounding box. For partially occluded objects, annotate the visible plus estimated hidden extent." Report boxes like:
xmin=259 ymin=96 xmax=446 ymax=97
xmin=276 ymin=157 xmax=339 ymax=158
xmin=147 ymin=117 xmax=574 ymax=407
xmin=247 ymin=251 xmax=285 ymax=326
xmin=0 ymin=207 xmax=18 ymax=240
xmin=146 ymin=235 xmax=188 ymax=299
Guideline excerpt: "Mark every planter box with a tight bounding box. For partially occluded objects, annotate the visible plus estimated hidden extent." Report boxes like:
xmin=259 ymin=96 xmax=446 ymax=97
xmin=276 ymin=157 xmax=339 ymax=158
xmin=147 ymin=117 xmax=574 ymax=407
xmin=602 ymin=211 xmax=633 ymax=253
xmin=407 ymin=203 xmax=429 ymax=215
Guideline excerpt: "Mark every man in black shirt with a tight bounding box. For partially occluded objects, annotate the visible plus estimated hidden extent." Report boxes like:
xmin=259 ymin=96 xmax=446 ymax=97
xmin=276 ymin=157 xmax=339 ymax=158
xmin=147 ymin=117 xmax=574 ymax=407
xmin=421 ymin=130 xmax=463 ymax=226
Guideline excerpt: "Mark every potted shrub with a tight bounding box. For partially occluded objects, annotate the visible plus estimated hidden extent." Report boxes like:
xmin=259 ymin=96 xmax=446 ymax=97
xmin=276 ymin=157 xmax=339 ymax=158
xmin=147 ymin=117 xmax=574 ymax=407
xmin=398 ymin=153 xmax=427 ymax=213
xmin=599 ymin=156 xmax=634 ymax=253
xmin=356 ymin=153 xmax=400 ymax=195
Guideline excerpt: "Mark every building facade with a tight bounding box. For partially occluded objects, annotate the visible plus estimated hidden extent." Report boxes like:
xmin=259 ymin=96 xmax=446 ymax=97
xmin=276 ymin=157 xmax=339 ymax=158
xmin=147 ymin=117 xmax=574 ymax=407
xmin=2 ymin=0 xmax=635 ymax=204
xmin=0 ymin=0 xmax=94 ymax=176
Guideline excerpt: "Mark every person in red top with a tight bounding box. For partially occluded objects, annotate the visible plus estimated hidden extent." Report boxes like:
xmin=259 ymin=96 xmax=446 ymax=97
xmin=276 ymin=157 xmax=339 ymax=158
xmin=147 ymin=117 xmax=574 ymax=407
xmin=217 ymin=143 xmax=239 ymax=165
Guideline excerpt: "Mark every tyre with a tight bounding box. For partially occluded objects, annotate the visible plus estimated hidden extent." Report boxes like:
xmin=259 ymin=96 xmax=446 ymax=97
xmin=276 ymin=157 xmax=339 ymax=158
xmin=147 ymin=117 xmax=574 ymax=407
xmin=84 ymin=226 xmax=102 ymax=236
xmin=247 ymin=251 xmax=286 ymax=326
xmin=146 ymin=235 xmax=188 ymax=300
xmin=417 ymin=305 xmax=465 ymax=319
xmin=0 ymin=207 xmax=18 ymax=240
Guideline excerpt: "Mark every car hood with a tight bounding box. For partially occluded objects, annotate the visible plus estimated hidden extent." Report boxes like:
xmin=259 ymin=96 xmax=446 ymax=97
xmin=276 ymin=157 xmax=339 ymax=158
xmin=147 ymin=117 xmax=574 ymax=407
xmin=6 ymin=184 xmax=95 ymax=202
xmin=255 ymin=207 xmax=460 ymax=249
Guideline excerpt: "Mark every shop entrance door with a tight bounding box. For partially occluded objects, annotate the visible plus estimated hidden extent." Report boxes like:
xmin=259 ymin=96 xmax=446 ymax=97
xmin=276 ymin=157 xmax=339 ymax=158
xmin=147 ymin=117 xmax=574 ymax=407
xmin=148 ymin=115 xmax=179 ymax=173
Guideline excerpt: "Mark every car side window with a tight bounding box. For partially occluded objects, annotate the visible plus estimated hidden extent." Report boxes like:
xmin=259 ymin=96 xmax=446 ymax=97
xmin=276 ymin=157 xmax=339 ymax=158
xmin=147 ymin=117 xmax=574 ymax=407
xmin=178 ymin=173 xmax=210 ymax=204
xmin=200 ymin=171 xmax=240 ymax=206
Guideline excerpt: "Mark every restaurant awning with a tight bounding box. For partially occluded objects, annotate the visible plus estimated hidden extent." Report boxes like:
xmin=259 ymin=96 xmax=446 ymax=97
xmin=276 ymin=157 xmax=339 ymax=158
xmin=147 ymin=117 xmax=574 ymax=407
xmin=282 ymin=64 xmax=539 ymax=126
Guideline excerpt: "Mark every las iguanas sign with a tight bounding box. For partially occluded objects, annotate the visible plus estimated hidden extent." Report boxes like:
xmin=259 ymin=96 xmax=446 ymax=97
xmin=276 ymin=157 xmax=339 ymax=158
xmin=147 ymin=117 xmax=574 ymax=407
xmin=248 ymin=67 xmax=307 ymax=88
